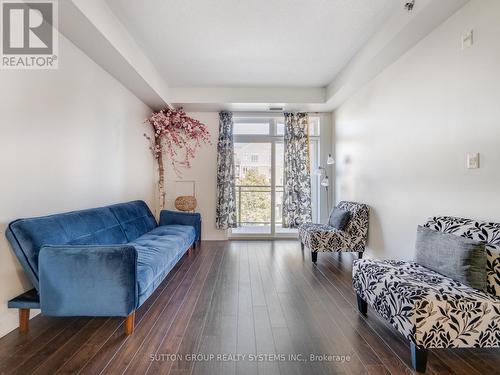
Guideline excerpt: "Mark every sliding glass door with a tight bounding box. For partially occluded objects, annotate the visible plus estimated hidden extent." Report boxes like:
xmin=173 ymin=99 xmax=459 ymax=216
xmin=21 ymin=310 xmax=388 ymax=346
xmin=231 ymin=116 xmax=320 ymax=238
xmin=234 ymin=142 xmax=272 ymax=235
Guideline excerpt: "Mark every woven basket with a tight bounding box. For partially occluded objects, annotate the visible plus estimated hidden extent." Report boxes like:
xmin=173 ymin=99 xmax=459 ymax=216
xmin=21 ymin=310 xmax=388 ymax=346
xmin=175 ymin=196 xmax=197 ymax=212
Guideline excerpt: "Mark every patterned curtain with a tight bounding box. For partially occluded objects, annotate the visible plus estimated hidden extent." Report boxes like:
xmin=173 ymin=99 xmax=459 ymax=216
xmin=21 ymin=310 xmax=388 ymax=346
xmin=216 ymin=111 xmax=237 ymax=229
xmin=282 ymin=112 xmax=312 ymax=228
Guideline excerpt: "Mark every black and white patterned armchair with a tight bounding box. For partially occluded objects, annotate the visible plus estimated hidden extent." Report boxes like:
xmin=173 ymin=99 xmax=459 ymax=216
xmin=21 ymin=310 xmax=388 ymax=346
xmin=298 ymin=201 xmax=370 ymax=263
xmin=353 ymin=216 xmax=500 ymax=372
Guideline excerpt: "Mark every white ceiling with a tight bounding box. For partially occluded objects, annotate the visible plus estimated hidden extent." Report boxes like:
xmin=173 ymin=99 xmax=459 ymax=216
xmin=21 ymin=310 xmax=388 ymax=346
xmin=105 ymin=0 xmax=400 ymax=88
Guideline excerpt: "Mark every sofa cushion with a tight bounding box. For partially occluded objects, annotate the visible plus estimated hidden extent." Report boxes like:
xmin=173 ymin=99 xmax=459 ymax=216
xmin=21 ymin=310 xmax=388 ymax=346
xmin=109 ymin=201 xmax=157 ymax=242
xmin=129 ymin=225 xmax=196 ymax=297
xmin=424 ymin=217 xmax=500 ymax=297
xmin=415 ymin=226 xmax=486 ymax=290
xmin=353 ymin=259 xmax=500 ymax=349
xmin=328 ymin=208 xmax=351 ymax=231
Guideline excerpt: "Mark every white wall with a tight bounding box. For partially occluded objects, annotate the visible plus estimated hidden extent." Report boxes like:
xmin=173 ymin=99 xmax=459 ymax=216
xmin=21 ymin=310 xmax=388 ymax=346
xmin=334 ymin=0 xmax=500 ymax=261
xmin=0 ymin=34 xmax=155 ymax=337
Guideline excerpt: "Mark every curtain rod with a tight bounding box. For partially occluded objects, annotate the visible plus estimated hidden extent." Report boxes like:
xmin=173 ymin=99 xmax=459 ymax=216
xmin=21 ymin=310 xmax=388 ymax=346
xmin=233 ymin=111 xmax=325 ymax=116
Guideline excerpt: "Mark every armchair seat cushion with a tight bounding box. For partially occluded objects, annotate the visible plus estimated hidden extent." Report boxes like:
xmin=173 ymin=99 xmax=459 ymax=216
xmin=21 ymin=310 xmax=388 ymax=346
xmin=299 ymin=223 xmax=351 ymax=253
xmin=129 ymin=225 xmax=196 ymax=300
xmin=353 ymin=259 xmax=500 ymax=349
xmin=142 ymin=225 xmax=196 ymax=249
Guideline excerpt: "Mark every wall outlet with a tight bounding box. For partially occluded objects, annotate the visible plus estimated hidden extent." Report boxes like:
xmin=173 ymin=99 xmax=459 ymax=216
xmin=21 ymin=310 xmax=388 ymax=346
xmin=462 ymin=30 xmax=474 ymax=49
xmin=466 ymin=153 xmax=480 ymax=169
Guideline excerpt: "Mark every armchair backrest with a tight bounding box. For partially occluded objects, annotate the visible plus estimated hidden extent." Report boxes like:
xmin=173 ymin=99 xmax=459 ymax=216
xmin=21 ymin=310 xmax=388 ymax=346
xmin=336 ymin=201 xmax=370 ymax=251
xmin=424 ymin=216 xmax=500 ymax=297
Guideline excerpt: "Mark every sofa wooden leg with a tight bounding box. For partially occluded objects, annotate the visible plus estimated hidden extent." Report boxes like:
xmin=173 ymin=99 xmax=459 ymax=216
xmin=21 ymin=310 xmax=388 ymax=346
xmin=358 ymin=251 xmax=363 ymax=259
xmin=311 ymin=251 xmax=317 ymax=263
xmin=300 ymin=242 xmax=304 ymax=251
xmin=19 ymin=308 xmax=30 ymax=333
xmin=124 ymin=312 xmax=135 ymax=335
xmin=410 ymin=342 xmax=428 ymax=373
xmin=356 ymin=294 xmax=367 ymax=316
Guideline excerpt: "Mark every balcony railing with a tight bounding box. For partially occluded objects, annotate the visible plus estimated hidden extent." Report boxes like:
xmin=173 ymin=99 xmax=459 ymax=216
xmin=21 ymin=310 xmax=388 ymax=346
xmin=235 ymin=184 xmax=283 ymax=227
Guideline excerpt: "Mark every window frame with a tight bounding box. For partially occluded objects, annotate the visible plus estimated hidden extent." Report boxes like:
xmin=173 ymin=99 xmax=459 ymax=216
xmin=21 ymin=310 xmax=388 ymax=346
xmin=231 ymin=114 xmax=321 ymax=239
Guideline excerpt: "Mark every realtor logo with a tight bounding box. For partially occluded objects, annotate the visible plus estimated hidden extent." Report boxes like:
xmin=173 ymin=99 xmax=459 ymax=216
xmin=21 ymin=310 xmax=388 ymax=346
xmin=1 ymin=0 xmax=58 ymax=69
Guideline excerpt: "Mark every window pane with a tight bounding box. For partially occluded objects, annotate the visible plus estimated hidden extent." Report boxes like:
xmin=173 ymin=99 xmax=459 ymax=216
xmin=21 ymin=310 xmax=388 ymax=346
xmin=309 ymin=117 xmax=320 ymax=136
xmin=233 ymin=122 xmax=270 ymax=135
xmin=231 ymin=115 xmax=320 ymax=237
xmin=277 ymin=122 xmax=284 ymax=136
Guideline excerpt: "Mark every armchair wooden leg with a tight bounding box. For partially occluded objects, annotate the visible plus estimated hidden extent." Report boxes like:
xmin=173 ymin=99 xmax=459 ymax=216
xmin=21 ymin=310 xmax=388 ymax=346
xmin=410 ymin=342 xmax=428 ymax=373
xmin=311 ymin=251 xmax=317 ymax=263
xmin=356 ymin=294 xmax=367 ymax=316
xmin=300 ymin=242 xmax=304 ymax=251
xmin=19 ymin=308 xmax=30 ymax=333
xmin=124 ymin=312 xmax=135 ymax=335
xmin=358 ymin=251 xmax=363 ymax=259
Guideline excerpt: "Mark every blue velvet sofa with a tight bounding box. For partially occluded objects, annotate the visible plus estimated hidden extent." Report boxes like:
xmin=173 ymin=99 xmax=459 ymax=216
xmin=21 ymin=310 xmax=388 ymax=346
xmin=6 ymin=200 xmax=201 ymax=335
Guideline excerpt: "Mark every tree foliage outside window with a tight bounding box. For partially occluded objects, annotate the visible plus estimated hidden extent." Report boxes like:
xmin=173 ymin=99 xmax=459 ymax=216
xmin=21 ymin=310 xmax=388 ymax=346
xmin=237 ymin=169 xmax=271 ymax=225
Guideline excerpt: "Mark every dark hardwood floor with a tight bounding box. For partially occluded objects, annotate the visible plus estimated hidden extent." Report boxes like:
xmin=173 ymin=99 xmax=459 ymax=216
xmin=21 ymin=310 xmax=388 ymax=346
xmin=0 ymin=241 xmax=498 ymax=374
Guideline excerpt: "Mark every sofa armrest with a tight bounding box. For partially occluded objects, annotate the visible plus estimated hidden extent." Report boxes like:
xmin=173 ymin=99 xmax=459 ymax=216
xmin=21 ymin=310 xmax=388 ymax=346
xmin=159 ymin=210 xmax=201 ymax=241
xmin=39 ymin=245 xmax=137 ymax=317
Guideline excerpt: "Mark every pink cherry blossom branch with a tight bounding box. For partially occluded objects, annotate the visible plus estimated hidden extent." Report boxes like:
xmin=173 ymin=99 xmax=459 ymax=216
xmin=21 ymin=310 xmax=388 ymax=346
xmin=144 ymin=107 xmax=211 ymax=209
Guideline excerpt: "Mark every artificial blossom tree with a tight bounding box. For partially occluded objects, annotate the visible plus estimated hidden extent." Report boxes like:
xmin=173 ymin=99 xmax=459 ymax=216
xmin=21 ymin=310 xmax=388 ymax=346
xmin=144 ymin=108 xmax=211 ymax=209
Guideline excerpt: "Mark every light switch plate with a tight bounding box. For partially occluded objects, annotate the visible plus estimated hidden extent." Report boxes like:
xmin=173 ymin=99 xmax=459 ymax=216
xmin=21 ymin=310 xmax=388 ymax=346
xmin=467 ymin=153 xmax=480 ymax=169
xmin=462 ymin=30 xmax=474 ymax=49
